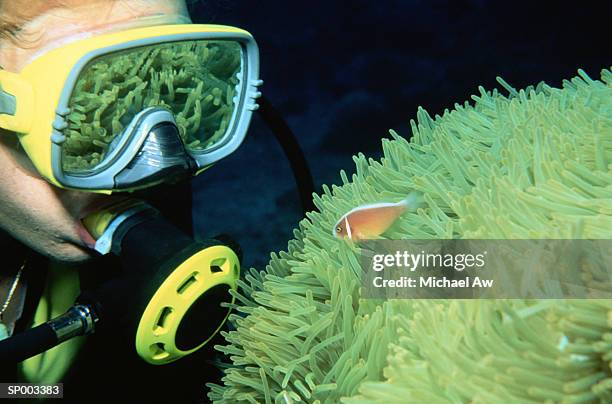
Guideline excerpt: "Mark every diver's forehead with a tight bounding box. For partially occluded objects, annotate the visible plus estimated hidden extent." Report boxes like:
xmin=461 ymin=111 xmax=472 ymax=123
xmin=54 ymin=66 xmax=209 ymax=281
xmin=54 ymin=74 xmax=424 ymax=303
xmin=0 ymin=0 xmax=188 ymax=20
xmin=0 ymin=0 xmax=190 ymax=71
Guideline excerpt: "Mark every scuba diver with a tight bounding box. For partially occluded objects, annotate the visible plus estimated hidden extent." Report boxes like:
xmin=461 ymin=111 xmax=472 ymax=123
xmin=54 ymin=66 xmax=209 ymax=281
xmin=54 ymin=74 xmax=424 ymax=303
xmin=0 ymin=0 xmax=314 ymax=401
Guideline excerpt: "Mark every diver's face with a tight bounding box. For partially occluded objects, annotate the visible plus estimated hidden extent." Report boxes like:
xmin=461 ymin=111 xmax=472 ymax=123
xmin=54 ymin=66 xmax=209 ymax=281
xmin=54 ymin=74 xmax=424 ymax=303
xmin=0 ymin=0 xmax=190 ymax=262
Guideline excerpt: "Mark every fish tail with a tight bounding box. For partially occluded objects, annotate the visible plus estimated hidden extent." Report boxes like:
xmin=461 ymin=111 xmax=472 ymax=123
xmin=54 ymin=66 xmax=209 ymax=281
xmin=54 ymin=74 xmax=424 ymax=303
xmin=402 ymin=191 xmax=425 ymax=212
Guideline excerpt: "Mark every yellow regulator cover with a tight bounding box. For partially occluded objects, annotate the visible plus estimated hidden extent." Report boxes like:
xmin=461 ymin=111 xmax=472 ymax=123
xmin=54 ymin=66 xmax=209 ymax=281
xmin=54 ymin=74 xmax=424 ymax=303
xmin=135 ymin=244 xmax=239 ymax=364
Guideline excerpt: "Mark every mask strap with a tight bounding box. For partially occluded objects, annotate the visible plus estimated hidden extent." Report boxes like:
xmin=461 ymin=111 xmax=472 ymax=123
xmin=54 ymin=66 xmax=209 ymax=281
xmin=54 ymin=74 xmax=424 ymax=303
xmin=0 ymin=83 xmax=16 ymax=116
xmin=0 ymin=69 xmax=33 ymax=133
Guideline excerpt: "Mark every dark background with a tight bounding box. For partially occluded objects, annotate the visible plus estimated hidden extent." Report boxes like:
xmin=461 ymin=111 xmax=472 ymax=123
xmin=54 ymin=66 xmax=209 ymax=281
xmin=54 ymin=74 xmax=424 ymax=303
xmin=188 ymin=0 xmax=611 ymax=270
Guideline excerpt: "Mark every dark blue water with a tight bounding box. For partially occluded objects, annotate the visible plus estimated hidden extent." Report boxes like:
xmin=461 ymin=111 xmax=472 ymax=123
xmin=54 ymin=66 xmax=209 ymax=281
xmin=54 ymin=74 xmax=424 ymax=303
xmin=189 ymin=0 xmax=611 ymax=269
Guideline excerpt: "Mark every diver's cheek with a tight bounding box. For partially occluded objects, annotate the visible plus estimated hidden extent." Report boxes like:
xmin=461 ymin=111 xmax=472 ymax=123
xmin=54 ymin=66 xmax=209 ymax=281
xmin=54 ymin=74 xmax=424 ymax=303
xmin=0 ymin=134 xmax=96 ymax=261
xmin=56 ymin=189 xmax=103 ymax=217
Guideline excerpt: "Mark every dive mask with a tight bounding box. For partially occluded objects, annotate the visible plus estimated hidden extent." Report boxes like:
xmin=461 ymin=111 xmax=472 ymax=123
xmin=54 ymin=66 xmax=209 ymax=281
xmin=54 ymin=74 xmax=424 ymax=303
xmin=0 ymin=24 xmax=261 ymax=192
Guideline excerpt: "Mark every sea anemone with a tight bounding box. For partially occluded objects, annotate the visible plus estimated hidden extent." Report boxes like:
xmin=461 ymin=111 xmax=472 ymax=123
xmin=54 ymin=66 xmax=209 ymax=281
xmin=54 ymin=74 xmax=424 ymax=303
xmin=208 ymin=68 xmax=612 ymax=403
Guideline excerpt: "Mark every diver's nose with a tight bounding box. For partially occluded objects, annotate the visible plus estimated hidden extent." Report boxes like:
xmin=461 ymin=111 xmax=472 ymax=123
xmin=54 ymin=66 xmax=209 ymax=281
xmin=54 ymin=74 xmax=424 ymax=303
xmin=113 ymin=108 xmax=196 ymax=190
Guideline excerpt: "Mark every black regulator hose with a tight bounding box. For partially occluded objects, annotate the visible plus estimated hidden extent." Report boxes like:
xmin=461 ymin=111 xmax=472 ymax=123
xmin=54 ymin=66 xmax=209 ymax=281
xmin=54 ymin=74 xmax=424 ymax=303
xmin=257 ymin=95 xmax=316 ymax=214
xmin=0 ymin=324 xmax=56 ymax=363
xmin=0 ymin=305 xmax=96 ymax=363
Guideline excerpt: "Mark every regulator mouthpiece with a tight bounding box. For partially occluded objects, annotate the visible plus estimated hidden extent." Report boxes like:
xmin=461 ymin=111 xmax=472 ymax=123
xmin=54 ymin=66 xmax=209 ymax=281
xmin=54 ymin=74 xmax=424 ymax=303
xmin=80 ymin=200 xmax=241 ymax=364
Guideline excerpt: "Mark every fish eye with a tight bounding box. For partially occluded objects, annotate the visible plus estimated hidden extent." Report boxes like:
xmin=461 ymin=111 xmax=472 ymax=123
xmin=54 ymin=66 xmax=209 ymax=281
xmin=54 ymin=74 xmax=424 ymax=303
xmin=336 ymin=226 xmax=342 ymax=233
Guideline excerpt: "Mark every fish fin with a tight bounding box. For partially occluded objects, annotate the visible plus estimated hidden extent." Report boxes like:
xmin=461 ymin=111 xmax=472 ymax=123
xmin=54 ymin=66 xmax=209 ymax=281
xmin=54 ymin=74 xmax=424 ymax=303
xmin=402 ymin=191 xmax=425 ymax=212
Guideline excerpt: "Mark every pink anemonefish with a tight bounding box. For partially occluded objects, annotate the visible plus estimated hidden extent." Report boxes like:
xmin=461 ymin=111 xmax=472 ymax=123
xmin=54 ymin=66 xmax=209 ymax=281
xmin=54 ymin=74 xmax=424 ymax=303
xmin=333 ymin=192 xmax=423 ymax=241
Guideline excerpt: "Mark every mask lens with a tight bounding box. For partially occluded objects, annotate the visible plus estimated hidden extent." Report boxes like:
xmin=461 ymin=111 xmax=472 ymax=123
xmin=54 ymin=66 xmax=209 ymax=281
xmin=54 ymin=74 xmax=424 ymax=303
xmin=61 ymin=39 xmax=243 ymax=174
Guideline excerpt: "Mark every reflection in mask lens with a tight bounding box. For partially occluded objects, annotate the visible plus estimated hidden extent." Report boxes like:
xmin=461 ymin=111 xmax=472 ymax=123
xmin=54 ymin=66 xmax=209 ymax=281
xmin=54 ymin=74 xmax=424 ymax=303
xmin=62 ymin=40 xmax=242 ymax=173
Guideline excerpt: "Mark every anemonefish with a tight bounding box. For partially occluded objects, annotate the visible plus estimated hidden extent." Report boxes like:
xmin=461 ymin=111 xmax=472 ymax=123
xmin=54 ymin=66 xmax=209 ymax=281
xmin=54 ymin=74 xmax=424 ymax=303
xmin=333 ymin=192 xmax=422 ymax=241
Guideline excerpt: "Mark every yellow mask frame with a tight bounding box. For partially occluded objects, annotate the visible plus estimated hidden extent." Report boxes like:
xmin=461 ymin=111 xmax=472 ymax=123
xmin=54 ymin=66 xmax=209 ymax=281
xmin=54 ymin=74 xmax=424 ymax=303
xmin=0 ymin=24 xmax=261 ymax=193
